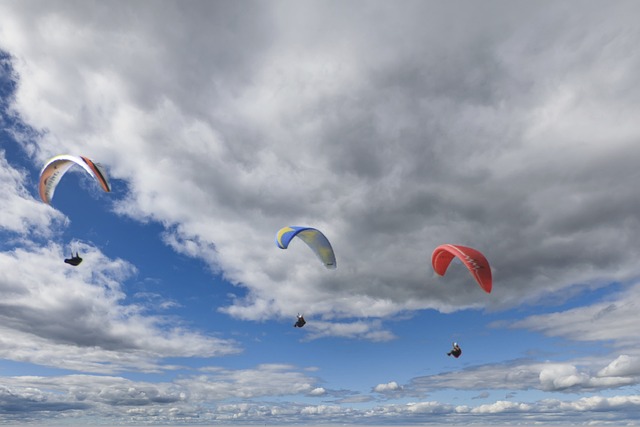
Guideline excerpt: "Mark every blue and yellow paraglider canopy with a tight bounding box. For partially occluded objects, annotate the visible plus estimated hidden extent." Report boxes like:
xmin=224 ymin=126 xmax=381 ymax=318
xmin=276 ymin=226 xmax=336 ymax=269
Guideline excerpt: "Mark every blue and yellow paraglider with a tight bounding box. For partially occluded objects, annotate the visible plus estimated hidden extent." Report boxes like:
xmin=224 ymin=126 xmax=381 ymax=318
xmin=276 ymin=226 xmax=336 ymax=269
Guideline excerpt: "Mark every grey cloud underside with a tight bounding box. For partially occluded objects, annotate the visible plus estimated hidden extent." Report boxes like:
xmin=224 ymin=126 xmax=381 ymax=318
xmin=2 ymin=1 xmax=640 ymax=325
xmin=215 ymin=3 xmax=640 ymax=312
xmin=0 ymin=243 xmax=240 ymax=373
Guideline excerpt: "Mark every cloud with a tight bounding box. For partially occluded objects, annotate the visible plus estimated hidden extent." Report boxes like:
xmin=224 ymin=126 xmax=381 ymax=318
xmin=3 ymin=1 xmax=640 ymax=425
xmin=0 ymin=243 xmax=240 ymax=373
xmin=598 ymin=355 xmax=640 ymax=378
xmin=308 ymin=387 xmax=326 ymax=396
xmin=508 ymin=282 xmax=640 ymax=350
xmin=1 ymin=0 xmax=640 ymax=346
xmin=538 ymin=364 xmax=591 ymax=391
xmin=0 ymin=365 xmax=323 ymax=422
xmin=179 ymin=364 xmax=319 ymax=401
xmin=0 ymin=384 xmax=89 ymax=414
xmin=471 ymin=400 xmax=533 ymax=414
xmin=374 ymin=381 xmax=402 ymax=393
xmin=472 ymin=391 xmax=490 ymax=400
xmin=298 ymin=320 xmax=397 ymax=342
xmin=0 ymin=150 xmax=64 ymax=238
xmin=407 ymin=352 xmax=640 ymax=395
xmin=3 ymin=371 xmax=640 ymax=425
xmin=0 ymin=375 xmax=189 ymax=422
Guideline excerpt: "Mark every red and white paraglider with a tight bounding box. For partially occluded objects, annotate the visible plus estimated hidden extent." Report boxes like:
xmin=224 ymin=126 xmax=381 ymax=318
xmin=431 ymin=244 xmax=492 ymax=293
xmin=38 ymin=154 xmax=111 ymax=267
xmin=38 ymin=154 xmax=111 ymax=205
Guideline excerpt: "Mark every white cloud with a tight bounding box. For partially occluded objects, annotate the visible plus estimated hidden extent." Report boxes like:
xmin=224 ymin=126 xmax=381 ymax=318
xmin=309 ymin=387 xmax=326 ymax=396
xmin=3 ymin=1 xmax=640 ymax=334
xmin=374 ymin=381 xmax=402 ymax=393
xmin=0 ymin=243 xmax=240 ymax=373
xmin=471 ymin=400 xmax=533 ymax=414
xmin=178 ymin=364 xmax=318 ymax=401
xmin=509 ymin=282 xmax=640 ymax=350
xmin=4 ymin=371 xmax=640 ymax=425
xmin=299 ymin=319 xmax=397 ymax=342
xmin=407 ymin=353 xmax=640 ymax=395
xmin=598 ymin=355 xmax=640 ymax=378
xmin=0 ymin=150 xmax=64 ymax=237
xmin=539 ymin=364 xmax=590 ymax=391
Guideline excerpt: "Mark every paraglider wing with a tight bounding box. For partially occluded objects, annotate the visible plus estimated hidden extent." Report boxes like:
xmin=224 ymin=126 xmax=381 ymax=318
xmin=39 ymin=155 xmax=111 ymax=204
xmin=276 ymin=226 xmax=336 ymax=269
xmin=431 ymin=244 xmax=492 ymax=293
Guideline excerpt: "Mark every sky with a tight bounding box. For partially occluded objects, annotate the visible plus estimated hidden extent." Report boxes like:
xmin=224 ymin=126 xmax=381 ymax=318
xmin=1 ymin=0 xmax=640 ymax=425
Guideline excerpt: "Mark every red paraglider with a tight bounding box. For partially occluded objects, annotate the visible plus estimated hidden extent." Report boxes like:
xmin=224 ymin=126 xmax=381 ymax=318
xmin=431 ymin=244 xmax=492 ymax=293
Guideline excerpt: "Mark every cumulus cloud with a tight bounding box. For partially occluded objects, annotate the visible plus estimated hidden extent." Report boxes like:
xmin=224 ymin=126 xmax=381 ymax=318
xmin=309 ymin=387 xmax=326 ymax=396
xmin=0 ymin=243 xmax=240 ymax=373
xmin=598 ymin=355 xmax=640 ymax=378
xmin=178 ymin=364 xmax=319 ymax=401
xmin=472 ymin=400 xmax=533 ymax=414
xmin=0 ymin=150 xmax=64 ymax=238
xmin=0 ymin=365 xmax=323 ymax=422
xmin=407 ymin=353 xmax=640 ymax=395
xmin=374 ymin=381 xmax=402 ymax=393
xmin=0 ymin=384 xmax=89 ymax=414
xmin=508 ymin=282 xmax=640 ymax=350
xmin=1 ymin=0 xmax=640 ymax=332
xmin=3 ymin=371 xmax=640 ymax=425
xmin=0 ymin=85 xmax=242 ymax=375
xmin=538 ymin=364 xmax=591 ymax=391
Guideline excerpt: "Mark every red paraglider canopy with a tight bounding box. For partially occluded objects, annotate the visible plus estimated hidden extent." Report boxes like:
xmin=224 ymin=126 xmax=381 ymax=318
xmin=432 ymin=244 xmax=492 ymax=293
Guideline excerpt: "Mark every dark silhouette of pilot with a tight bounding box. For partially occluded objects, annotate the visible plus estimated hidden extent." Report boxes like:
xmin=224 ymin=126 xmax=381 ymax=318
xmin=447 ymin=342 xmax=462 ymax=358
xmin=64 ymin=252 xmax=83 ymax=266
xmin=294 ymin=314 xmax=306 ymax=328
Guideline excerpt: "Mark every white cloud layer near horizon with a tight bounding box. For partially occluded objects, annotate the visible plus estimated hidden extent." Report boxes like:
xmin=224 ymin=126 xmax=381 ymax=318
xmin=2 ymin=369 xmax=640 ymax=425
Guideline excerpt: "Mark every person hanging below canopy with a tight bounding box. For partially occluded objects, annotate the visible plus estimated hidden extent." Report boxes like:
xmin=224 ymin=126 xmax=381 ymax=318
xmin=294 ymin=314 xmax=306 ymax=328
xmin=64 ymin=252 xmax=83 ymax=266
xmin=447 ymin=342 xmax=462 ymax=358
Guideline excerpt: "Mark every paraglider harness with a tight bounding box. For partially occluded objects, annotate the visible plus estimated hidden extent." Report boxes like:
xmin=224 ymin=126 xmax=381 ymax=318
xmin=64 ymin=252 xmax=83 ymax=266
xmin=447 ymin=343 xmax=462 ymax=358
xmin=294 ymin=314 xmax=306 ymax=328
